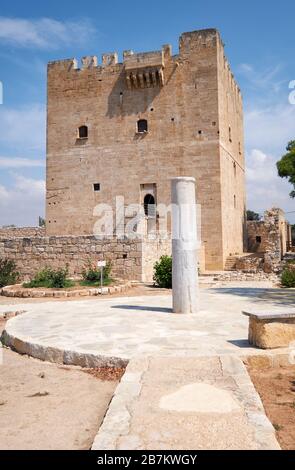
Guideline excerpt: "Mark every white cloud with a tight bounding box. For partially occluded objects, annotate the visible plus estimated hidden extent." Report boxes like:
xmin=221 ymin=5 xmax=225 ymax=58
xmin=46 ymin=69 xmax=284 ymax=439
xmin=0 ymin=104 xmax=45 ymax=153
xmin=0 ymin=157 xmax=44 ymax=168
xmin=0 ymin=104 xmax=45 ymax=226
xmin=0 ymin=17 xmax=96 ymax=49
xmin=238 ymin=63 xmax=285 ymax=92
xmin=246 ymin=148 xmax=295 ymax=222
xmin=244 ymin=104 xmax=295 ymax=153
xmin=244 ymin=103 xmax=295 ymax=222
xmin=239 ymin=63 xmax=295 ymax=222
xmin=0 ymin=174 xmax=45 ymax=226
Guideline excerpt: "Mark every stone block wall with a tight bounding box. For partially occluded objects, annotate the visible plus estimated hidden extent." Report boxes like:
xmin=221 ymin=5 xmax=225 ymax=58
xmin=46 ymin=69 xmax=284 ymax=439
xmin=0 ymin=236 xmax=142 ymax=281
xmin=0 ymin=227 xmax=45 ymax=238
xmin=0 ymin=235 xmax=175 ymax=282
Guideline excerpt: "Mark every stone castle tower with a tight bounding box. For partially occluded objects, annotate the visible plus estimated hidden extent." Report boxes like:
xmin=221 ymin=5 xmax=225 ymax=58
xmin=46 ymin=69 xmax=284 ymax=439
xmin=46 ymin=28 xmax=246 ymax=270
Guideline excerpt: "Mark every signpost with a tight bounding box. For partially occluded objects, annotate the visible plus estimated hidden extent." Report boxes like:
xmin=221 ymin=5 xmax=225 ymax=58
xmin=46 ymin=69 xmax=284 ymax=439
xmin=97 ymin=260 xmax=106 ymax=293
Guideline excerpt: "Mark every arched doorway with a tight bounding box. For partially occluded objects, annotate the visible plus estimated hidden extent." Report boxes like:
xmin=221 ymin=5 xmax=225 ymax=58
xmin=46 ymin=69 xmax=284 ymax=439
xmin=143 ymin=193 xmax=156 ymax=218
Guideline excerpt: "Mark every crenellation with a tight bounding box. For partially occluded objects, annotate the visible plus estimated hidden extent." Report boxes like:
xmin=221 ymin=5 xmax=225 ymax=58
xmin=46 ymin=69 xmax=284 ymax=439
xmin=81 ymin=55 xmax=98 ymax=69
xmin=102 ymin=52 xmax=118 ymax=66
xmin=47 ymin=58 xmax=78 ymax=72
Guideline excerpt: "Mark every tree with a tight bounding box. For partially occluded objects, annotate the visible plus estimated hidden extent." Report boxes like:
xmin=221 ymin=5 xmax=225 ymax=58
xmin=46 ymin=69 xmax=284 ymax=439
xmin=246 ymin=210 xmax=261 ymax=221
xmin=38 ymin=216 xmax=45 ymax=227
xmin=277 ymin=140 xmax=295 ymax=198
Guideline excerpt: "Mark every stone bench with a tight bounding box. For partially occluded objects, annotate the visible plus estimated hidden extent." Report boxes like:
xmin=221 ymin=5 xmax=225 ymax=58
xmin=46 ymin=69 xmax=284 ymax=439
xmin=243 ymin=310 xmax=295 ymax=349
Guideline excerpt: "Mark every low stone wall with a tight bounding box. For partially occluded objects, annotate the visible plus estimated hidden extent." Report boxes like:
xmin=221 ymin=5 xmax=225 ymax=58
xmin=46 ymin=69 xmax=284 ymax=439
xmin=1 ymin=281 xmax=134 ymax=298
xmin=0 ymin=235 xmax=173 ymax=282
xmin=0 ymin=236 xmax=142 ymax=281
xmin=0 ymin=227 xmax=45 ymax=238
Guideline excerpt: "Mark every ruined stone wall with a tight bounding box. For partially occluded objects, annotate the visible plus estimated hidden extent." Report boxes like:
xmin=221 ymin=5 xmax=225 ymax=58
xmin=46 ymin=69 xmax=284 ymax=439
xmin=46 ymin=29 xmax=244 ymax=271
xmin=0 ymin=227 xmax=45 ymax=238
xmin=247 ymin=208 xmax=287 ymax=273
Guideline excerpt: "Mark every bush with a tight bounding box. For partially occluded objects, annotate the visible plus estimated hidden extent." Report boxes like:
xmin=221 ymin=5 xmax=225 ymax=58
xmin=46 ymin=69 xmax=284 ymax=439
xmin=281 ymin=268 xmax=295 ymax=288
xmin=0 ymin=259 xmax=19 ymax=288
xmin=23 ymin=265 xmax=74 ymax=289
xmin=50 ymin=266 xmax=72 ymax=288
xmin=153 ymin=255 xmax=172 ymax=288
xmin=81 ymin=260 xmax=112 ymax=286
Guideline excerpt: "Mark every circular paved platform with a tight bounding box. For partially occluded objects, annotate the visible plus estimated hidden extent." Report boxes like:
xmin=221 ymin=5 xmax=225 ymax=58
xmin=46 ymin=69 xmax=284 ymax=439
xmin=2 ymin=287 xmax=294 ymax=366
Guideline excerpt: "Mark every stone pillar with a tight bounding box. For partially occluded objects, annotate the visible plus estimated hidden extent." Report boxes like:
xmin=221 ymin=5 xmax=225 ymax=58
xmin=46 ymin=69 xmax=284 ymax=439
xmin=171 ymin=177 xmax=198 ymax=314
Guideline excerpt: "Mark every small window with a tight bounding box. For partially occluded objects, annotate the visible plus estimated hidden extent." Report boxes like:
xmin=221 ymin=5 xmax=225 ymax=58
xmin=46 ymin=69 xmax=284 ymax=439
xmin=93 ymin=183 xmax=100 ymax=192
xmin=143 ymin=193 xmax=155 ymax=217
xmin=78 ymin=125 xmax=88 ymax=139
xmin=229 ymin=126 xmax=232 ymax=142
xmin=233 ymin=161 xmax=237 ymax=177
xmin=137 ymin=119 xmax=148 ymax=133
xmin=234 ymin=194 xmax=236 ymax=208
xmin=256 ymin=236 xmax=262 ymax=244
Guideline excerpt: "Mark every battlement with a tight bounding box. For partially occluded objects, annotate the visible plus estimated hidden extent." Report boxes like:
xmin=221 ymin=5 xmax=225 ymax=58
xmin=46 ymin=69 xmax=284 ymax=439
xmin=47 ymin=28 xmax=221 ymax=73
xmin=46 ymin=28 xmax=241 ymax=99
xmin=47 ymin=29 xmax=221 ymax=73
xmin=48 ymin=44 xmax=172 ymax=74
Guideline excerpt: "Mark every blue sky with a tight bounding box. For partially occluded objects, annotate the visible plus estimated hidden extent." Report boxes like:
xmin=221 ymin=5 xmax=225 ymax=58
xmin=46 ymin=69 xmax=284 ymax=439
xmin=0 ymin=0 xmax=294 ymax=225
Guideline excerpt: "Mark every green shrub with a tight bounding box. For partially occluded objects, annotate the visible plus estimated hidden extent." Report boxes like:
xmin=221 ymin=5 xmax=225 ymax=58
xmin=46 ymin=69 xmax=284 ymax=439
xmin=50 ymin=266 xmax=73 ymax=288
xmin=153 ymin=255 xmax=172 ymax=288
xmin=23 ymin=265 xmax=74 ymax=289
xmin=281 ymin=268 xmax=295 ymax=288
xmin=81 ymin=260 xmax=112 ymax=285
xmin=0 ymin=259 xmax=19 ymax=288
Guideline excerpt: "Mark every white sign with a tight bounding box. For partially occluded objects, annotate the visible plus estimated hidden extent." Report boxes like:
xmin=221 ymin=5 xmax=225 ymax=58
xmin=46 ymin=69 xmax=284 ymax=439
xmin=97 ymin=260 xmax=106 ymax=268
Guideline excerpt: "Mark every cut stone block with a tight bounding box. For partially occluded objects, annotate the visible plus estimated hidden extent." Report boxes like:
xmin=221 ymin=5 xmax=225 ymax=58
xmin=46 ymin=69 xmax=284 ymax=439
xmin=243 ymin=310 xmax=295 ymax=349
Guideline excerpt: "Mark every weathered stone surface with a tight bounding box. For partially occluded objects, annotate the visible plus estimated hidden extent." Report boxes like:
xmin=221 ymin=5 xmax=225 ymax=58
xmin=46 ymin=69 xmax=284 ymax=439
xmin=247 ymin=208 xmax=292 ymax=273
xmin=248 ymin=316 xmax=295 ymax=349
xmin=0 ymin=235 xmax=170 ymax=282
xmin=0 ymin=227 xmax=45 ymax=238
xmin=171 ymin=177 xmax=198 ymax=313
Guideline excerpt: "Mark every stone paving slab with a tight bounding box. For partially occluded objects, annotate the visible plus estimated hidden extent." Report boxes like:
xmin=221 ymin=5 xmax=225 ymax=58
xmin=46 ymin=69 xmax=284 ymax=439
xmin=243 ymin=309 xmax=295 ymax=320
xmin=92 ymin=355 xmax=280 ymax=450
xmin=2 ymin=287 xmax=295 ymax=367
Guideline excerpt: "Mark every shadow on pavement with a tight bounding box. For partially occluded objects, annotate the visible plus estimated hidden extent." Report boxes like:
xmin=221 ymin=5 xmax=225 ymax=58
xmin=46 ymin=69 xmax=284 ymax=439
xmin=210 ymin=288 xmax=295 ymax=307
xmin=111 ymin=305 xmax=173 ymax=313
